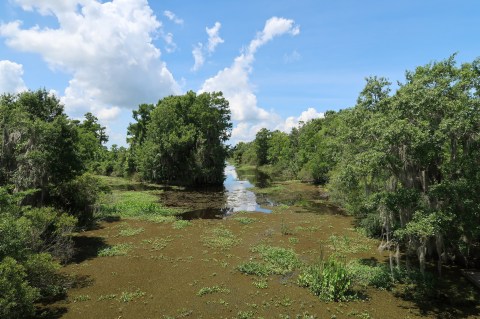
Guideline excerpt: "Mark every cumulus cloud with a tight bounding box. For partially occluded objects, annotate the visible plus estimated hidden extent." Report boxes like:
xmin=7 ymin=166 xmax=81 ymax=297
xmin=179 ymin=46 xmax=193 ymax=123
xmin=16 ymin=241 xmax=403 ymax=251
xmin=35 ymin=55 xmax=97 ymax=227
xmin=277 ymin=107 xmax=324 ymax=132
xmin=206 ymin=22 xmax=224 ymax=53
xmin=0 ymin=0 xmax=180 ymax=120
xmin=0 ymin=60 xmax=27 ymax=94
xmin=192 ymin=22 xmax=224 ymax=71
xmin=199 ymin=17 xmax=299 ymax=141
xmin=163 ymin=10 xmax=183 ymax=25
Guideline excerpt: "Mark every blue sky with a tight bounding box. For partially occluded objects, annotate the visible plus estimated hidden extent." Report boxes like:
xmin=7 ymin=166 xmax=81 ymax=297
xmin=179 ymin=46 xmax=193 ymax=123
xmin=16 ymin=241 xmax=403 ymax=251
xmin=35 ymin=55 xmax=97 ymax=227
xmin=0 ymin=0 xmax=479 ymax=146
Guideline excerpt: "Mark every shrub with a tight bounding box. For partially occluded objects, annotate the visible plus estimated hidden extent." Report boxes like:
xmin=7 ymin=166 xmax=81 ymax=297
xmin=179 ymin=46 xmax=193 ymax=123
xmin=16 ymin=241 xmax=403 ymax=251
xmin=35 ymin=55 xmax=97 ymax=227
xmin=0 ymin=257 xmax=39 ymax=319
xmin=298 ymin=256 xmax=352 ymax=301
xmin=23 ymin=207 xmax=77 ymax=263
xmin=24 ymin=253 xmax=65 ymax=298
xmin=0 ymin=214 xmax=30 ymax=261
xmin=52 ymin=173 xmax=107 ymax=225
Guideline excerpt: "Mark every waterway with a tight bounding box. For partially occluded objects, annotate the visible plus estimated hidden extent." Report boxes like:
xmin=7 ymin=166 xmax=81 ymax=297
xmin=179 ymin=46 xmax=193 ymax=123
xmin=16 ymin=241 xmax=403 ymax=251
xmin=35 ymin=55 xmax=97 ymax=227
xmin=157 ymin=164 xmax=273 ymax=219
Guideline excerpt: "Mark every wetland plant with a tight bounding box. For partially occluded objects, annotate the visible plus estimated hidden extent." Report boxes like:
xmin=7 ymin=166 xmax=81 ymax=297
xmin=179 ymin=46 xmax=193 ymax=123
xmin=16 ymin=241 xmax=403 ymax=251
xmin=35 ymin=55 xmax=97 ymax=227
xmin=298 ymin=256 xmax=352 ymax=301
xmin=97 ymin=243 xmax=132 ymax=257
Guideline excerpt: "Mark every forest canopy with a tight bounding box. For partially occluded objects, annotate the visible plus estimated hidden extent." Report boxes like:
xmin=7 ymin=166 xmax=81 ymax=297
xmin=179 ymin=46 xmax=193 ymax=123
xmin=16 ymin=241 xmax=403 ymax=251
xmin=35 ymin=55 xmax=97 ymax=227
xmin=233 ymin=56 xmax=480 ymax=272
xmin=127 ymin=91 xmax=232 ymax=186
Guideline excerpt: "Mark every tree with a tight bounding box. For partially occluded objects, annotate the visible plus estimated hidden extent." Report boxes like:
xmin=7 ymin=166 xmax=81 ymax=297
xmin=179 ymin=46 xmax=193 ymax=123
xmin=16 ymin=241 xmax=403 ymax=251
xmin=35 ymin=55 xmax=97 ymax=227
xmin=136 ymin=91 xmax=231 ymax=186
xmin=254 ymin=128 xmax=271 ymax=166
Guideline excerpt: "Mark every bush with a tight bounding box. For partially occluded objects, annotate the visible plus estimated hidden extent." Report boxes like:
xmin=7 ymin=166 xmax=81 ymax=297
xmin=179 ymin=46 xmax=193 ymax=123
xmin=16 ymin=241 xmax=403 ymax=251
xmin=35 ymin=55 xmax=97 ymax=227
xmin=0 ymin=214 xmax=30 ymax=261
xmin=23 ymin=207 xmax=77 ymax=263
xmin=298 ymin=256 xmax=352 ymax=301
xmin=24 ymin=253 xmax=65 ymax=299
xmin=347 ymin=259 xmax=394 ymax=290
xmin=0 ymin=257 xmax=39 ymax=319
xmin=52 ymin=173 xmax=106 ymax=225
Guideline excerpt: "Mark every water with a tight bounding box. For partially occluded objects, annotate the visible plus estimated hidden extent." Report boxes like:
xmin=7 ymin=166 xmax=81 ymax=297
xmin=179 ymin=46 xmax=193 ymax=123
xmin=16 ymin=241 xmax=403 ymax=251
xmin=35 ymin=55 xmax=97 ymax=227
xmin=159 ymin=164 xmax=272 ymax=220
xmin=223 ymin=165 xmax=271 ymax=214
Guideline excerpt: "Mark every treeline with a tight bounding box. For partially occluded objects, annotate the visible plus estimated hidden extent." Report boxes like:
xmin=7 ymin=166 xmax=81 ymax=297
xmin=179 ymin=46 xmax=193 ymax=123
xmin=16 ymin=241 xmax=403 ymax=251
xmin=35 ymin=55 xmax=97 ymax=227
xmin=233 ymin=56 xmax=480 ymax=272
xmin=0 ymin=90 xmax=107 ymax=317
xmin=0 ymin=89 xmax=231 ymax=317
xmin=102 ymin=91 xmax=232 ymax=186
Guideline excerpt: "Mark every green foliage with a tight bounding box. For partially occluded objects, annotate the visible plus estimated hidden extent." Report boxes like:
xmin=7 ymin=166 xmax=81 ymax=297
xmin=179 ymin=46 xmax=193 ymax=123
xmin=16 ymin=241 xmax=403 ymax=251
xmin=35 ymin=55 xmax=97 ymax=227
xmin=298 ymin=256 xmax=352 ymax=301
xmin=0 ymin=257 xmax=39 ymax=319
xmin=172 ymin=219 xmax=191 ymax=229
xmin=51 ymin=173 xmax=106 ymax=226
xmin=238 ymin=245 xmax=301 ymax=276
xmin=233 ymin=216 xmax=256 ymax=224
xmin=119 ymin=289 xmax=146 ymax=303
xmin=24 ymin=253 xmax=64 ymax=298
xmin=347 ymin=260 xmax=394 ymax=290
xmin=97 ymin=189 xmax=181 ymax=222
xmin=237 ymin=261 xmax=270 ymax=276
xmin=131 ymin=91 xmax=231 ymax=186
xmin=233 ymin=56 xmax=480 ymax=272
xmin=98 ymin=243 xmax=133 ymax=257
xmin=202 ymin=227 xmax=239 ymax=250
xmin=119 ymin=227 xmax=144 ymax=237
xmin=196 ymin=285 xmax=230 ymax=296
xmin=0 ymin=90 xmax=84 ymax=201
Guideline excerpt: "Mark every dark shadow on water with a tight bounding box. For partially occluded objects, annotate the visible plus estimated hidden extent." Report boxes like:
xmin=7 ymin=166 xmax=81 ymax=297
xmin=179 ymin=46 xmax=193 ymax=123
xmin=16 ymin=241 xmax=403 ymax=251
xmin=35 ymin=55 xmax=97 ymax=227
xmin=70 ymin=236 xmax=107 ymax=264
xmin=35 ymin=306 xmax=68 ymax=319
xmin=181 ymin=208 xmax=229 ymax=220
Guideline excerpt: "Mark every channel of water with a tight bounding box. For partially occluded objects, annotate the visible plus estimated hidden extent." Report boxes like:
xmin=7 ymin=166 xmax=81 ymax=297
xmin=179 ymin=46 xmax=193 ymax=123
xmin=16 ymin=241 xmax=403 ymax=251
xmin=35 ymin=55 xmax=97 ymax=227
xmin=157 ymin=164 xmax=273 ymax=220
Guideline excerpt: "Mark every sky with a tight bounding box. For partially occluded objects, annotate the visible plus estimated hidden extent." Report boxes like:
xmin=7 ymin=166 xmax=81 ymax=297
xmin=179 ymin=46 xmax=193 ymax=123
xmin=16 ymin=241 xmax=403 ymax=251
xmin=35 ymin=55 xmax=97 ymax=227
xmin=0 ymin=0 xmax=479 ymax=146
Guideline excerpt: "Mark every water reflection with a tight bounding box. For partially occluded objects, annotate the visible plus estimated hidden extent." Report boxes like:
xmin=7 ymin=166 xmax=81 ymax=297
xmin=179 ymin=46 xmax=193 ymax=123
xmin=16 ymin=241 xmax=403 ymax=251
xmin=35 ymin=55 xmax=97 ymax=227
xmin=224 ymin=165 xmax=271 ymax=213
xmin=159 ymin=165 xmax=272 ymax=220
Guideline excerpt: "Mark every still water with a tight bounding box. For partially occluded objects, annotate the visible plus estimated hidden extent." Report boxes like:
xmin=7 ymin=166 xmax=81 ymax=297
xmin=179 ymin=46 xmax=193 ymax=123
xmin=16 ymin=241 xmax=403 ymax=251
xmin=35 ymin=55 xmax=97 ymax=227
xmin=223 ymin=165 xmax=271 ymax=213
xmin=157 ymin=164 xmax=272 ymax=220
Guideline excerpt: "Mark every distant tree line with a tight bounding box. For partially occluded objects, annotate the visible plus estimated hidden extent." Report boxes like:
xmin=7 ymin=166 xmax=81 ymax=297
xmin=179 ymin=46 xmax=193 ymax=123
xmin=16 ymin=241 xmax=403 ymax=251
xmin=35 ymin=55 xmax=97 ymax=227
xmin=232 ymin=56 xmax=480 ymax=273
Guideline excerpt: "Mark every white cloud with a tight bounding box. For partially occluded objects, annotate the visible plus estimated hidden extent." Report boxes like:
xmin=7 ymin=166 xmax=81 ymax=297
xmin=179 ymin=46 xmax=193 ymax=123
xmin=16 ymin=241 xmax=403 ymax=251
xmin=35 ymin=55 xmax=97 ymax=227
xmin=191 ymin=21 xmax=224 ymax=71
xmin=284 ymin=50 xmax=301 ymax=63
xmin=199 ymin=17 xmax=300 ymax=141
xmin=277 ymin=107 xmax=324 ymax=132
xmin=192 ymin=43 xmax=205 ymax=71
xmin=229 ymin=108 xmax=324 ymax=143
xmin=206 ymin=22 xmax=224 ymax=53
xmin=0 ymin=0 xmax=180 ymax=121
xmin=163 ymin=32 xmax=177 ymax=53
xmin=0 ymin=60 xmax=27 ymax=94
xmin=163 ymin=10 xmax=183 ymax=25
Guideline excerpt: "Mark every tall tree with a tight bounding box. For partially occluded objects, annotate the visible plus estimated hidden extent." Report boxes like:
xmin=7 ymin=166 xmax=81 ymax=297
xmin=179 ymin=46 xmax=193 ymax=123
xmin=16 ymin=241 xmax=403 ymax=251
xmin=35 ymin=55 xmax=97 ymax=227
xmin=136 ymin=91 xmax=231 ymax=186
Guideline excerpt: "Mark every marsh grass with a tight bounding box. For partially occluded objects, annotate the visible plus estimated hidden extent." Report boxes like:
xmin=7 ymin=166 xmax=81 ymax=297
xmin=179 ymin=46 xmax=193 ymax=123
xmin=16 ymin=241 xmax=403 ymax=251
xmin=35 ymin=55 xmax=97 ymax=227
xmin=252 ymin=279 xmax=268 ymax=289
xmin=202 ymin=227 xmax=240 ymax=250
xmin=98 ymin=243 xmax=133 ymax=257
xmin=196 ymin=285 xmax=230 ymax=296
xmin=238 ymin=245 xmax=301 ymax=276
xmin=118 ymin=227 xmax=144 ymax=237
xmin=326 ymin=235 xmax=371 ymax=256
xmin=142 ymin=237 xmax=173 ymax=250
xmin=280 ymin=218 xmax=293 ymax=235
xmin=298 ymin=256 xmax=353 ymax=302
xmin=119 ymin=288 xmax=146 ymax=302
xmin=288 ymin=237 xmax=299 ymax=244
xmin=294 ymin=225 xmax=320 ymax=232
xmin=72 ymin=295 xmax=91 ymax=302
xmin=172 ymin=219 xmax=191 ymax=229
xmin=97 ymin=294 xmax=117 ymax=301
xmin=234 ymin=216 xmax=256 ymax=225
xmin=97 ymin=187 xmax=182 ymax=222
